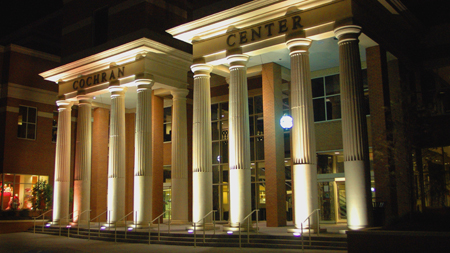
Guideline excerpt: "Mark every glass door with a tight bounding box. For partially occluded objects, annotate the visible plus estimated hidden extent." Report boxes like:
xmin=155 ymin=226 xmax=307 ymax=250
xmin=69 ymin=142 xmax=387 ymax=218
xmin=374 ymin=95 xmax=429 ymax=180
xmin=336 ymin=181 xmax=347 ymax=221
xmin=318 ymin=182 xmax=335 ymax=222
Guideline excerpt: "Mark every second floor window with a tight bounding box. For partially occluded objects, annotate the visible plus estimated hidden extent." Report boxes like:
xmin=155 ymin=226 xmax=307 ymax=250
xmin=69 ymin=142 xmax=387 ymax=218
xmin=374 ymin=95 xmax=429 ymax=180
xmin=18 ymin=106 xmax=37 ymax=140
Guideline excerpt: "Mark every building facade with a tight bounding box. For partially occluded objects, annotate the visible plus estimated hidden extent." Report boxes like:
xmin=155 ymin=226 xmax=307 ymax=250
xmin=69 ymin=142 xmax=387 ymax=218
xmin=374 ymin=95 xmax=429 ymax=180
xmin=2 ymin=0 xmax=450 ymax=232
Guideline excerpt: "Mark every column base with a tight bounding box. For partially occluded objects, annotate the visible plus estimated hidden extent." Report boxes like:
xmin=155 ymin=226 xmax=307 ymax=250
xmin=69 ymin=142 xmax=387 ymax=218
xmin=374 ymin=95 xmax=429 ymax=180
xmin=287 ymin=227 xmax=327 ymax=233
xmin=186 ymin=224 xmax=219 ymax=231
xmin=223 ymin=225 xmax=258 ymax=232
xmin=170 ymin=219 xmax=190 ymax=225
xmin=103 ymin=221 xmax=127 ymax=227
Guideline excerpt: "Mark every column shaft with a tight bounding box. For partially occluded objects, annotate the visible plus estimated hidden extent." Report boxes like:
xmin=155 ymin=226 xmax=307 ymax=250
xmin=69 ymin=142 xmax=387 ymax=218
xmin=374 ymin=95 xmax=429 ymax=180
xmin=52 ymin=100 xmax=73 ymax=224
xmin=335 ymin=25 xmax=372 ymax=230
xmin=171 ymin=89 xmax=189 ymax=223
xmin=134 ymin=81 xmax=153 ymax=226
xmin=73 ymin=97 xmax=92 ymax=224
xmin=107 ymin=86 xmax=126 ymax=224
xmin=227 ymin=55 xmax=251 ymax=227
xmin=286 ymin=38 xmax=318 ymax=230
xmin=191 ymin=64 xmax=213 ymax=224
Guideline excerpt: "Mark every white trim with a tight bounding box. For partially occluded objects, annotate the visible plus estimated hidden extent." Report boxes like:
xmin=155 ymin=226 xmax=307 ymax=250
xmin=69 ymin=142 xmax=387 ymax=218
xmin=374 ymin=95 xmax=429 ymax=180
xmin=7 ymin=44 xmax=60 ymax=62
xmin=7 ymin=83 xmax=58 ymax=106
xmin=167 ymin=0 xmax=336 ymax=43
xmin=40 ymin=38 xmax=192 ymax=83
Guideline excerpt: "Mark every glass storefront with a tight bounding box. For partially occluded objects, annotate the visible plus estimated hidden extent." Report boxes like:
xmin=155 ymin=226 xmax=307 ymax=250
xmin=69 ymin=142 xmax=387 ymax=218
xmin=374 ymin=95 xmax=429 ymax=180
xmin=1 ymin=173 xmax=49 ymax=211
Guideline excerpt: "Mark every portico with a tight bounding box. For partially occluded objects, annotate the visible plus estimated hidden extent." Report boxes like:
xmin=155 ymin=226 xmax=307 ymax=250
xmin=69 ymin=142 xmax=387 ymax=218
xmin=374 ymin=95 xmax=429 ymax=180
xmin=40 ymin=38 xmax=192 ymax=226
xmin=168 ymin=0 xmax=375 ymax=230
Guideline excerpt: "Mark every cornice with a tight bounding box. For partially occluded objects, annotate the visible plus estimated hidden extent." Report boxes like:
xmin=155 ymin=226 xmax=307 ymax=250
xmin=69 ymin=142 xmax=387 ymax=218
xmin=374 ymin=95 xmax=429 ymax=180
xmin=167 ymin=0 xmax=337 ymax=44
xmin=7 ymin=83 xmax=58 ymax=105
xmin=6 ymin=44 xmax=60 ymax=62
xmin=40 ymin=38 xmax=193 ymax=83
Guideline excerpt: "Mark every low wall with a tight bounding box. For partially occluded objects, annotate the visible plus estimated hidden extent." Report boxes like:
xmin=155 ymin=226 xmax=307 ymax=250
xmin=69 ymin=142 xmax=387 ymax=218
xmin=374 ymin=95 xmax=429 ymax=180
xmin=347 ymin=230 xmax=450 ymax=253
xmin=0 ymin=220 xmax=46 ymax=234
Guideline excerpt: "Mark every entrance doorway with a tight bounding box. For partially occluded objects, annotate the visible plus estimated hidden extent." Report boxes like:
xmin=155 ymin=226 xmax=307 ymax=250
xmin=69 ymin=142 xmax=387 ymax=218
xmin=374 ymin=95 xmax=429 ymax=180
xmin=318 ymin=180 xmax=347 ymax=223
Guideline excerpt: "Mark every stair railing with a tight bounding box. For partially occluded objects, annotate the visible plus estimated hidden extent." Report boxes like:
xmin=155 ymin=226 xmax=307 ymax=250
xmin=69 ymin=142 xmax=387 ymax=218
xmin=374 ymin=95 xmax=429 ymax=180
xmin=148 ymin=210 xmax=171 ymax=244
xmin=299 ymin=209 xmax=320 ymax=252
xmin=33 ymin=209 xmax=53 ymax=233
xmin=238 ymin=209 xmax=259 ymax=248
xmin=114 ymin=211 xmax=136 ymax=242
xmin=193 ymin=210 xmax=217 ymax=247
xmin=72 ymin=209 xmax=91 ymax=235
xmin=58 ymin=212 xmax=74 ymax=237
xmin=88 ymin=210 xmax=109 ymax=240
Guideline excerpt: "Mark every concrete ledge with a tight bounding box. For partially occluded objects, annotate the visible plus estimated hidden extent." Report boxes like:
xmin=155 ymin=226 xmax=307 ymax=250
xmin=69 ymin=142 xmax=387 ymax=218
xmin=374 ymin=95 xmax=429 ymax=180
xmin=347 ymin=230 xmax=450 ymax=253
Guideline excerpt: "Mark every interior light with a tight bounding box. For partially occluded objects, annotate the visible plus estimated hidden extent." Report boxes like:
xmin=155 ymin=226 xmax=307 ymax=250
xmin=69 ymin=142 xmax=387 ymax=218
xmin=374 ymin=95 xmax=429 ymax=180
xmin=188 ymin=229 xmax=193 ymax=233
xmin=293 ymin=232 xmax=301 ymax=237
xmin=227 ymin=231 xmax=233 ymax=235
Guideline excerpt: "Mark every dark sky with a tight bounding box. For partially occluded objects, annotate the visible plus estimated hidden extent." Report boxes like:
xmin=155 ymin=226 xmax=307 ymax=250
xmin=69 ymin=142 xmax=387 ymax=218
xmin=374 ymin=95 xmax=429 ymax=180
xmin=0 ymin=0 xmax=62 ymax=38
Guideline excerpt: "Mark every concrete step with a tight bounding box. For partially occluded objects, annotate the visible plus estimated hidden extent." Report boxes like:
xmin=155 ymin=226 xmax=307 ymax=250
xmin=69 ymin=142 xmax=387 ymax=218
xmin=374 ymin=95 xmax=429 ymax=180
xmin=28 ymin=226 xmax=347 ymax=251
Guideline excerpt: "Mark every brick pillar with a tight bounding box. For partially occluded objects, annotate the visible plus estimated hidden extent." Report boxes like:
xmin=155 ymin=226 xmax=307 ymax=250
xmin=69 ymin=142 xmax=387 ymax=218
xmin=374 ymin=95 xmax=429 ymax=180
xmin=152 ymin=93 xmax=164 ymax=222
xmin=125 ymin=112 xmax=135 ymax=221
xmin=91 ymin=107 xmax=109 ymax=221
xmin=262 ymin=62 xmax=286 ymax=227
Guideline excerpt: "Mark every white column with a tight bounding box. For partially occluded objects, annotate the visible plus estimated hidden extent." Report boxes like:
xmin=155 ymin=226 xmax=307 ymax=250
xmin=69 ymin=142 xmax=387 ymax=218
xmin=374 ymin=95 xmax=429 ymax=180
xmin=107 ymin=86 xmax=126 ymax=224
xmin=52 ymin=100 xmax=73 ymax=224
xmin=191 ymin=64 xmax=213 ymax=225
xmin=170 ymin=88 xmax=190 ymax=224
xmin=334 ymin=25 xmax=371 ymax=230
xmin=286 ymin=38 xmax=318 ymax=230
xmin=73 ymin=96 xmax=92 ymax=225
xmin=227 ymin=54 xmax=251 ymax=228
xmin=133 ymin=79 xmax=154 ymax=227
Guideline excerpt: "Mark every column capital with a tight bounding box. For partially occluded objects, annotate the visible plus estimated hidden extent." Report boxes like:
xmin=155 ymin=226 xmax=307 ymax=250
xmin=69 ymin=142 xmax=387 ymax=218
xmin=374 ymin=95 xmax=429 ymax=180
xmin=334 ymin=25 xmax=362 ymax=44
xmin=171 ymin=89 xmax=189 ymax=99
xmin=191 ymin=64 xmax=213 ymax=77
xmin=226 ymin=54 xmax=249 ymax=67
xmin=56 ymin=100 xmax=73 ymax=109
xmin=108 ymin=86 xmax=126 ymax=97
xmin=135 ymin=78 xmax=154 ymax=91
xmin=286 ymin=38 xmax=312 ymax=55
xmin=76 ymin=95 xmax=93 ymax=105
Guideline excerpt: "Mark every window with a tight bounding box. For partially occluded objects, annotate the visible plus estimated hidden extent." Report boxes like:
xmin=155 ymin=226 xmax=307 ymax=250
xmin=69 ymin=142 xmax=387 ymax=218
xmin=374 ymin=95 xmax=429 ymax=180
xmin=163 ymin=107 xmax=172 ymax=142
xmin=312 ymin=74 xmax=341 ymax=122
xmin=1 ymin=173 xmax=49 ymax=210
xmin=312 ymin=70 xmax=369 ymax=122
xmin=18 ymin=106 xmax=37 ymax=140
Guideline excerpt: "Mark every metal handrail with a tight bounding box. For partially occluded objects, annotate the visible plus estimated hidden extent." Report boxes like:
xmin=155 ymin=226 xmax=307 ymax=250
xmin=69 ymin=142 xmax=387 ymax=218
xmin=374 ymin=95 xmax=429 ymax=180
xmin=88 ymin=210 xmax=109 ymax=240
xmin=72 ymin=209 xmax=91 ymax=235
xmin=148 ymin=210 xmax=171 ymax=244
xmin=299 ymin=209 xmax=320 ymax=252
xmin=33 ymin=209 xmax=53 ymax=233
xmin=193 ymin=210 xmax=217 ymax=247
xmin=58 ymin=212 xmax=74 ymax=237
xmin=114 ymin=211 xmax=136 ymax=242
xmin=238 ymin=209 xmax=259 ymax=248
